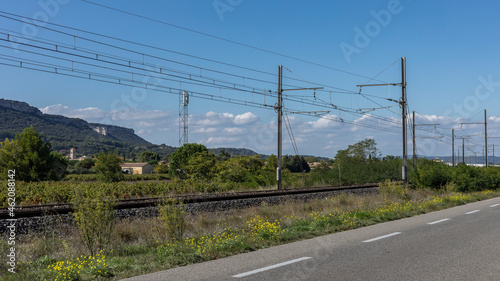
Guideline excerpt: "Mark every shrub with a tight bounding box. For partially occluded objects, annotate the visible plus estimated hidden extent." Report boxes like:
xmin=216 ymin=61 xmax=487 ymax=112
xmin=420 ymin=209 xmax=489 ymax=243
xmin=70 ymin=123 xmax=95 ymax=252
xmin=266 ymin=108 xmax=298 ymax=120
xmin=155 ymin=163 xmax=169 ymax=174
xmin=72 ymin=186 xmax=115 ymax=255
xmin=158 ymin=198 xmax=186 ymax=241
xmin=410 ymin=159 xmax=451 ymax=189
xmin=94 ymin=150 xmax=123 ymax=182
xmin=379 ymin=180 xmax=409 ymax=200
xmin=246 ymin=215 xmax=284 ymax=241
xmin=169 ymin=143 xmax=209 ymax=179
xmin=0 ymin=126 xmax=68 ymax=181
xmin=452 ymin=164 xmax=491 ymax=192
xmin=184 ymin=151 xmax=217 ymax=179
xmin=76 ymin=158 xmax=96 ymax=170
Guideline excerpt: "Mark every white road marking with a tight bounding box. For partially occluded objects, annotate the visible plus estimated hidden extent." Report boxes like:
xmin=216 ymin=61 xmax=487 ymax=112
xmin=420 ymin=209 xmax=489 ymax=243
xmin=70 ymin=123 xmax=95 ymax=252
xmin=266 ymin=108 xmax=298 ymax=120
xmin=490 ymin=204 xmax=500 ymax=208
xmin=465 ymin=210 xmax=480 ymax=214
xmin=427 ymin=218 xmax=450 ymax=225
xmin=232 ymin=257 xmax=312 ymax=278
xmin=362 ymin=232 xmax=401 ymax=243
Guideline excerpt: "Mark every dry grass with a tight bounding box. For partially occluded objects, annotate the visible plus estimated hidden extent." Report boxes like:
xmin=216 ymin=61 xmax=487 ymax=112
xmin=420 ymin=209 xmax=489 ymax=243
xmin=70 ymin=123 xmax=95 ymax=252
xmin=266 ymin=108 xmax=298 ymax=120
xmin=3 ymin=185 xmax=499 ymax=280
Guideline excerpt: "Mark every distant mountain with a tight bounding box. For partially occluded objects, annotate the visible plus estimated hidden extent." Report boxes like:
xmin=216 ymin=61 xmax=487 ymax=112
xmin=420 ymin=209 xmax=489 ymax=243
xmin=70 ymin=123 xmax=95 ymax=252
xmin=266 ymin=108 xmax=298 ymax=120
xmin=0 ymin=99 xmax=331 ymax=161
xmin=210 ymin=148 xmax=332 ymax=161
xmin=0 ymin=99 xmax=175 ymax=158
xmin=210 ymin=147 xmax=259 ymax=157
xmin=418 ymin=155 xmax=500 ymax=165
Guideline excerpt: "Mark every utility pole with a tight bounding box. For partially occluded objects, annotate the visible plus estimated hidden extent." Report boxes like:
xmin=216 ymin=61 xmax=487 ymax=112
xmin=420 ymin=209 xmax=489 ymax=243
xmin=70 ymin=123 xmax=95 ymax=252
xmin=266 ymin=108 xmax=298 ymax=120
xmin=452 ymin=129 xmax=455 ymax=167
xmin=357 ymin=57 xmax=407 ymax=186
xmin=276 ymin=65 xmax=323 ymax=190
xmin=401 ymin=57 xmax=407 ymax=186
xmin=486 ymin=138 xmax=500 ymax=165
xmin=179 ymin=90 xmax=189 ymax=146
xmin=413 ymin=111 xmax=416 ymax=169
xmin=485 ymin=109 xmax=488 ymax=167
xmin=462 ymin=139 xmax=465 ymax=164
xmin=412 ymin=110 xmax=439 ymax=167
xmin=460 ymin=114 xmax=487 ymax=166
xmin=414 ymin=118 xmax=439 ymax=166
xmin=277 ymin=66 xmax=283 ymax=190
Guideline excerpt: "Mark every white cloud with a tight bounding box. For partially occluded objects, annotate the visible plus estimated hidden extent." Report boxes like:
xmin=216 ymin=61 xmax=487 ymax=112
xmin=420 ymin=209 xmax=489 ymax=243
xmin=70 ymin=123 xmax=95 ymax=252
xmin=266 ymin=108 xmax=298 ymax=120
xmin=234 ymin=112 xmax=258 ymax=125
xmin=489 ymin=116 xmax=500 ymax=123
xmin=194 ymin=127 xmax=218 ymax=133
xmin=224 ymin=127 xmax=244 ymax=134
xmin=307 ymin=115 xmax=340 ymax=129
xmin=40 ymin=104 xmax=105 ymax=120
xmin=193 ymin=111 xmax=235 ymax=126
xmin=37 ymin=104 xmax=500 ymax=158
xmin=416 ymin=114 xmax=463 ymax=127
xmin=38 ymin=104 xmax=176 ymax=144
xmin=39 ymin=104 xmax=172 ymax=123
xmin=136 ymin=121 xmax=157 ymax=128
xmin=205 ymin=136 xmax=239 ymax=144
xmin=110 ymin=109 xmax=170 ymax=121
xmin=192 ymin=111 xmax=259 ymax=127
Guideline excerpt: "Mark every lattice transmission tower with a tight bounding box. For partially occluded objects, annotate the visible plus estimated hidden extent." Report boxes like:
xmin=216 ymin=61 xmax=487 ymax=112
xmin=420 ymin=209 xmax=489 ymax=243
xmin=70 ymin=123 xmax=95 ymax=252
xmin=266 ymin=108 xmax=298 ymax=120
xmin=179 ymin=90 xmax=189 ymax=146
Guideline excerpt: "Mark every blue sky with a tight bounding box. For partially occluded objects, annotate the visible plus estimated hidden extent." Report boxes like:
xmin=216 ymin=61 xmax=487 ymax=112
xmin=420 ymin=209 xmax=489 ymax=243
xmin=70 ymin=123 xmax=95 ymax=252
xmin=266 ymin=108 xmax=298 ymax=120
xmin=1 ymin=0 xmax=500 ymax=159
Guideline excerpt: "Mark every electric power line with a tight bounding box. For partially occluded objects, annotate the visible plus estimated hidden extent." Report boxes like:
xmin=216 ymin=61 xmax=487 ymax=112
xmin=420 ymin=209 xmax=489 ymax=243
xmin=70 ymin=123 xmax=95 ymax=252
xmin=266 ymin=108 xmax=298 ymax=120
xmin=79 ymin=0 xmax=390 ymax=83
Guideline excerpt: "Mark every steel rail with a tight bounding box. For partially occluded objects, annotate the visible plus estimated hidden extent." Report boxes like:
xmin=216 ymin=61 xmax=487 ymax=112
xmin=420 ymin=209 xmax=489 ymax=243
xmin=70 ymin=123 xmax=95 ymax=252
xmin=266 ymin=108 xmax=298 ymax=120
xmin=0 ymin=183 xmax=379 ymax=219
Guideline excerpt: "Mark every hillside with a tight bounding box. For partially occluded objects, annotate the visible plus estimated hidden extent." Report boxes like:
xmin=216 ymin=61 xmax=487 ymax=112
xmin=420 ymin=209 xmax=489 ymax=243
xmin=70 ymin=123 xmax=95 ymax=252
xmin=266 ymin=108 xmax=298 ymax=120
xmin=211 ymin=147 xmax=259 ymax=157
xmin=0 ymin=99 xmax=175 ymax=158
xmin=1 ymin=99 xmax=324 ymax=160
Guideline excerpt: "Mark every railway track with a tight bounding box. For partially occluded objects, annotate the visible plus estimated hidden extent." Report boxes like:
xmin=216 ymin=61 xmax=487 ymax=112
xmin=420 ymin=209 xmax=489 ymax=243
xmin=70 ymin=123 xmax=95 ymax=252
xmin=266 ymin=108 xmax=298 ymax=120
xmin=0 ymin=183 xmax=379 ymax=219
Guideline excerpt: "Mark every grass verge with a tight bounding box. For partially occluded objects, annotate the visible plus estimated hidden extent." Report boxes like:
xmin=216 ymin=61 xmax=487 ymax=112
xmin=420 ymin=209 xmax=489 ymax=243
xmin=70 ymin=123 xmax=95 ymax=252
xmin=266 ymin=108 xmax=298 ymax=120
xmin=1 ymin=185 xmax=499 ymax=280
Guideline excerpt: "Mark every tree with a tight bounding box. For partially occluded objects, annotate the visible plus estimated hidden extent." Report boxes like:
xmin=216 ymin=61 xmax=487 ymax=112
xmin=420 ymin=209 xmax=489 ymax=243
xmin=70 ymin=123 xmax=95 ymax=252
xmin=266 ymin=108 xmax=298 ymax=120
xmin=410 ymin=159 xmax=452 ymax=189
xmin=335 ymin=138 xmax=380 ymax=165
xmin=169 ymin=143 xmax=209 ymax=178
xmin=216 ymin=155 xmax=269 ymax=185
xmin=162 ymin=154 xmax=172 ymax=163
xmin=304 ymin=156 xmax=318 ymax=163
xmin=333 ymin=139 xmax=396 ymax=185
xmin=155 ymin=163 xmax=169 ymax=174
xmin=0 ymin=126 xmax=68 ymax=181
xmin=94 ymin=150 xmax=123 ymax=182
xmin=76 ymin=158 xmax=96 ymax=170
xmin=344 ymin=138 xmax=380 ymax=160
xmin=283 ymin=155 xmax=311 ymax=173
xmin=48 ymin=151 xmax=69 ymax=180
xmin=139 ymin=151 xmax=160 ymax=165
xmin=265 ymin=154 xmax=278 ymax=170
xmin=215 ymin=149 xmax=231 ymax=162
xmin=184 ymin=151 xmax=216 ymax=179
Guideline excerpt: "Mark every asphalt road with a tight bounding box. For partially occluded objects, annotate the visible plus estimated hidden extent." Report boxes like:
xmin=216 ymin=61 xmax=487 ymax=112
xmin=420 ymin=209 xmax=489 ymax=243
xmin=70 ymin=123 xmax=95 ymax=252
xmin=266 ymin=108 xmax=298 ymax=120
xmin=122 ymin=197 xmax=500 ymax=281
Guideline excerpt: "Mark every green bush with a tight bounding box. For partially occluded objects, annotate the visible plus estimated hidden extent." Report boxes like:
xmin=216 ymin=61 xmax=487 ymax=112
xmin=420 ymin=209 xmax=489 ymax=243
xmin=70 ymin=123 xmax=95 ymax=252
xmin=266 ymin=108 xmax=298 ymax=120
xmin=0 ymin=126 xmax=68 ymax=181
xmin=94 ymin=150 xmax=124 ymax=182
xmin=379 ymin=180 xmax=409 ymax=200
xmin=410 ymin=160 xmax=500 ymax=192
xmin=158 ymin=198 xmax=186 ymax=241
xmin=72 ymin=186 xmax=115 ymax=255
xmin=215 ymin=155 xmax=275 ymax=187
xmin=170 ymin=143 xmax=209 ymax=179
xmin=410 ymin=159 xmax=452 ymax=189
xmin=452 ymin=164 xmax=494 ymax=192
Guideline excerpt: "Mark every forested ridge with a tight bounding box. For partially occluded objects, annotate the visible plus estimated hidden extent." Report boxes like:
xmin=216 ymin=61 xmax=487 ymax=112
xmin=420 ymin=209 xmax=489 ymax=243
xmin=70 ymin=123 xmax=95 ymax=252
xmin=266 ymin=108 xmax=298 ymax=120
xmin=0 ymin=99 xmax=266 ymax=159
